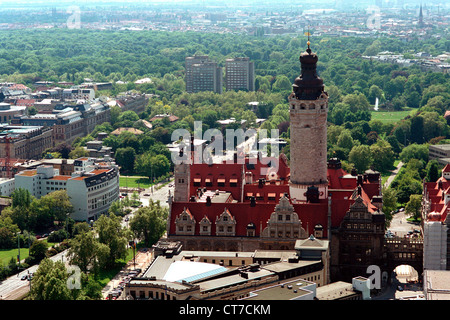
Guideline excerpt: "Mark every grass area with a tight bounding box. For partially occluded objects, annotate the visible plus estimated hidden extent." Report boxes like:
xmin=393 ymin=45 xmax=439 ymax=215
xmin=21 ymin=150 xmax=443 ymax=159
xmin=0 ymin=240 xmax=59 ymax=266
xmin=119 ymin=176 xmax=152 ymax=189
xmin=94 ymin=246 xmax=138 ymax=287
xmin=371 ymin=108 xmax=416 ymax=123
xmin=0 ymin=248 xmax=29 ymax=266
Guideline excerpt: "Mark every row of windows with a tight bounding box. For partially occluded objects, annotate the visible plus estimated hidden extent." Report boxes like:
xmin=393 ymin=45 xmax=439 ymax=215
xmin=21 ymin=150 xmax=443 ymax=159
xmin=344 ymin=223 xmax=373 ymax=230
xmin=130 ymin=290 xmax=177 ymax=300
xmin=178 ymin=225 xmax=235 ymax=233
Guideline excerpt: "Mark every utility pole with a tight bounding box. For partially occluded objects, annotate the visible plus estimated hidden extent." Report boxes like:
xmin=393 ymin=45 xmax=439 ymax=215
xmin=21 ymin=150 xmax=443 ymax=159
xmin=17 ymin=233 xmax=20 ymax=270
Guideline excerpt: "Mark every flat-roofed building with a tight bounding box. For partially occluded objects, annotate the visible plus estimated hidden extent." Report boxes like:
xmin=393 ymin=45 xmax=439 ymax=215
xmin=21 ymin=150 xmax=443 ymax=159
xmin=429 ymin=144 xmax=450 ymax=165
xmin=11 ymin=102 xmax=110 ymax=147
xmin=423 ymin=270 xmax=450 ymax=300
xmin=124 ymin=239 xmax=331 ymax=300
xmin=0 ymin=125 xmax=53 ymax=160
xmin=225 ymin=57 xmax=255 ymax=92
xmin=14 ymin=157 xmax=119 ymax=221
xmin=185 ymin=55 xmax=222 ymax=94
xmin=243 ymin=278 xmax=317 ymax=300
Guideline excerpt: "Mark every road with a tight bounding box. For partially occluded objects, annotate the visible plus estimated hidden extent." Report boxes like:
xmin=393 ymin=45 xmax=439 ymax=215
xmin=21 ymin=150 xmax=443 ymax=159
xmin=138 ymin=179 xmax=172 ymax=209
xmin=383 ymin=161 xmax=403 ymax=189
xmin=0 ymin=250 xmax=68 ymax=300
xmin=371 ymin=201 xmax=423 ymax=300
xmin=388 ymin=210 xmax=420 ymax=238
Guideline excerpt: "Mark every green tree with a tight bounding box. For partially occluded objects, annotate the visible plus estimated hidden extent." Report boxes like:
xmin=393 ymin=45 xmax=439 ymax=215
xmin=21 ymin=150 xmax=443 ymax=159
xmin=95 ymin=214 xmax=131 ymax=267
xmin=405 ymin=194 xmax=422 ymax=221
xmin=28 ymin=258 xmax=72 ymax=300
xmin=29 ymin=239 xmax=48 ymax=263
xmin=425 ymin=160 xmax=440 ymax=182
xmin=272 ymin=75 xmax=291 ymax=92
xmin=134 ymin=153 xmax=170 ymax=180
xmin=69 ymin=146 xmax=89 ymax=159
xmin=409 ymin=116 xmax=424 ymax=144
xmin=67 ymin=230 xmax=109 ymax=273
xmin=129 ymin=200 xmax=168 ymax=247
xmin=399 ymin=143 xmax=429 ymax=163
xmin=370 ymin=139 xmax=395 ymax=172
xmin=382 ymin=187 xmax=398 ymax=227
xmin=115 ymin=147 xmax=136 ymax=173
xmin=348 ymin=145 xmax=372 ymax=174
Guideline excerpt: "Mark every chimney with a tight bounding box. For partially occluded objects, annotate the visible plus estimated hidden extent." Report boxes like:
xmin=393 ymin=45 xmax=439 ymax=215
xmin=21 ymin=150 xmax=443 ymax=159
xmin=250 ymin=196 xmax=256 ymax=207
xmin=357 ymin=174 xmax=363 ymax=186
xmin=206 ymin=196 xmax=211 ymax=206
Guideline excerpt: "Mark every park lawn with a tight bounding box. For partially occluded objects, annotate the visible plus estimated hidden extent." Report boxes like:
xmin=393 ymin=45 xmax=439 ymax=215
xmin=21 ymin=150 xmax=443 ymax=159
xmin=119 ymin=176 xmax=152 ymax=189
xmin=0 ymin=240 xmax=60 ymax=265
xmin=0 ymin=248 xmax=29 ymax=265
xmin=95 ymin=247 xmax=138 ymax=287
xmin=371 ymin=108 xmax=416 ymax=123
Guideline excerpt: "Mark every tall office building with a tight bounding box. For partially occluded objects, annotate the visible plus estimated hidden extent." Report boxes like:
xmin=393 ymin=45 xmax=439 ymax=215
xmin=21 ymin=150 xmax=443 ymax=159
xmin=185 ymin=55 xmax=222 ymax=94
xmin=225 ymin=57 xmax=255 ymax=92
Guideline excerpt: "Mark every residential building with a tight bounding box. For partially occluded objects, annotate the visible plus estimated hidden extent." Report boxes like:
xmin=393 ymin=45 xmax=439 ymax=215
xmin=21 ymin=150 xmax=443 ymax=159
xmin=115 ymin=92 xmax=149 ymax=115
xmin=185 ymin=55 xmax=222 ymax=94
xmin=225 ymin=57 xmax=255 ymax=91
xmin=0 ymin=125 xmax=53 ymax=160
xmin=0 ymin=157 xmax=26 ymax=178
xmin=0 ymin=177 xmax=15 ymax=196
xmin=17 ymin=158 xmax=75 ymax=176
xmin=14 ymin=157 xmax=120 ymax=221
xmin=423 ymin=270 xmax=450 ymax=300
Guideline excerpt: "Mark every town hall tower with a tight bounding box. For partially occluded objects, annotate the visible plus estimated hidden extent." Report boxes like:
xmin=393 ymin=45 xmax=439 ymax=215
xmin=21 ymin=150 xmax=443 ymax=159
xmin=288 ymin=41 xmax=329 ymax=202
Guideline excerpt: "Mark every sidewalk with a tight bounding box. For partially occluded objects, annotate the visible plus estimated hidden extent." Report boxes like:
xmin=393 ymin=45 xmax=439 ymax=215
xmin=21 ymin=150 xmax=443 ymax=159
xmin=102 ymin=249 xmax=153 ymax=300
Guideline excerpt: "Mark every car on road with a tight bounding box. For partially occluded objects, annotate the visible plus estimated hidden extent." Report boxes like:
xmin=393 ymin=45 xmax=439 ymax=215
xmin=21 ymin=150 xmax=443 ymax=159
xmin=21 ymin=275 xmax=27 ymax=280
xmin=397 ymin=285 xmax=404 ymax=291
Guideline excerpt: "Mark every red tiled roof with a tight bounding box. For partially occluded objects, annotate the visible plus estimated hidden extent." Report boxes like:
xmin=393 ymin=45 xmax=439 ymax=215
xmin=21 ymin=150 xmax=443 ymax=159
xmin=170 ymin=158 xmax=380 ymax=239
xmin=170 ymin=199 xmax=329 ymax=238
xmin=49 ymin=175 xmax=71 ymax=181
xmin=443 ymin=164 xmax=450 ymax=173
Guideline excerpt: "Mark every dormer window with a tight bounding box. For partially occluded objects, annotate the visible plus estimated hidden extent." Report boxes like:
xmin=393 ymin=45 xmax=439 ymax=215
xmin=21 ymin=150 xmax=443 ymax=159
xmin=216 ymin=208 xmax=236 ymax=236
xmin=175 ymin=207 xmax=195 ymax=235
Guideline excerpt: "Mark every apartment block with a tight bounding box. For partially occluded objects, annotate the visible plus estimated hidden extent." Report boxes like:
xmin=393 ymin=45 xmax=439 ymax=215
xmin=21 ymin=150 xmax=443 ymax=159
xmin=225 ymin=57 xmax=255 ymax=92
xmin=14 ymin=157 xmax=120 ymax=221
xmin=185 ymin=55 xmax=222 ymax=94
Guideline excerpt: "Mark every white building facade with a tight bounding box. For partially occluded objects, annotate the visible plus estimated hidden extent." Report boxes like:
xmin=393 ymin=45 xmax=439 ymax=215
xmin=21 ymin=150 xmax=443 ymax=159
xmin=14 ymin=158 xmax=119 ymax=221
